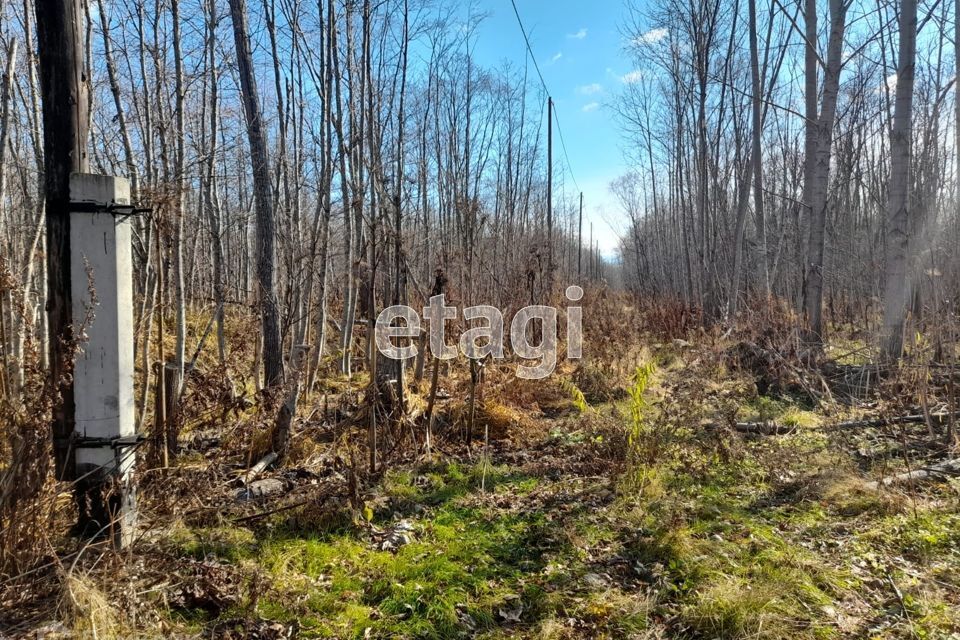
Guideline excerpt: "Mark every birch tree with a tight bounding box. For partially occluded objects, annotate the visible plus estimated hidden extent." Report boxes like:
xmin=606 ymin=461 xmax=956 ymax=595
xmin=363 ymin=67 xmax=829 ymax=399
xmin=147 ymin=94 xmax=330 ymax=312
xmin=881 ymin=0 xmax=918 ymax=360
xmin=801 ymin=0 xmax=847 ymax=344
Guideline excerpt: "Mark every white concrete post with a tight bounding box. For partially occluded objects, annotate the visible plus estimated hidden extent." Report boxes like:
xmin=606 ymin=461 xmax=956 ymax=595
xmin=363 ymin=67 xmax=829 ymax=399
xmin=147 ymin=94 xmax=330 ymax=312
xmin=70 ymin=173 xmax=137 ymax=547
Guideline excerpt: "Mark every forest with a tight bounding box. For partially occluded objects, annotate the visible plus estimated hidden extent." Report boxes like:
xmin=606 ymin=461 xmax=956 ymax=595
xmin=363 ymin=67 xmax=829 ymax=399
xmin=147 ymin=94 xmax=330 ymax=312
xmin=1 ymin=0 xmax=959 ymax=637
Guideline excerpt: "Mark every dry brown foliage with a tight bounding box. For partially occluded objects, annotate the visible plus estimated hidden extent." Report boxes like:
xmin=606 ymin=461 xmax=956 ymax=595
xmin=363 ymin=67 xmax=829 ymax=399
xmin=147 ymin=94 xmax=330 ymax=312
xmin=0 ymin=292 xmax=58 ymax=582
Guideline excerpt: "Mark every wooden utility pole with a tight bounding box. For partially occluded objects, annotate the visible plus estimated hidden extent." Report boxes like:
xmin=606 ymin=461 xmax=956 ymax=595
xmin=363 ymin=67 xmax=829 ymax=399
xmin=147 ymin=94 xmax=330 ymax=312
xmin=589 ymin=222 xmax=594 ymax=279
xmin=547 ymin=97 xmax=553 ymax=295
xmin=577 ymin=192 xmax=583 ymax=280
xmin=35 ymin=0 xmax=89 ymax=481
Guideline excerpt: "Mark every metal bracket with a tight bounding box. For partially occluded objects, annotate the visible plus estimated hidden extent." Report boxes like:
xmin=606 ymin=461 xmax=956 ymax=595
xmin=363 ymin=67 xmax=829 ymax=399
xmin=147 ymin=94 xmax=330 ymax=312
xmin=70 ymin=201 xmax=152 ymax=223
xmin=72 ymin=433 xmax=146 ymax=449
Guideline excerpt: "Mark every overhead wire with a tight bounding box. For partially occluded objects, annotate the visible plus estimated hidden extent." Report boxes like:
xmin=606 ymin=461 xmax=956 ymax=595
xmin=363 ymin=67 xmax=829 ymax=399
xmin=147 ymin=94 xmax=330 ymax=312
xmin=508 ymin=0 xmax=583 ymax=196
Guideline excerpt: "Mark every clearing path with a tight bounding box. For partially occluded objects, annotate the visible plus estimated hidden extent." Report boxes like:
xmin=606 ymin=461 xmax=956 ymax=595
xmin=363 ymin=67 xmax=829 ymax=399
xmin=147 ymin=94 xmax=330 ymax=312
xmin=13 ymin=339 xmax=960 ymax=639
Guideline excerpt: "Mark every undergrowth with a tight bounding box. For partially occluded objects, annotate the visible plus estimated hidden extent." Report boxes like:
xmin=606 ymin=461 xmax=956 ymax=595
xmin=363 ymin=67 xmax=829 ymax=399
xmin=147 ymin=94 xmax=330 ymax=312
xmin=5 ymin=292 xmax=960 ymax=639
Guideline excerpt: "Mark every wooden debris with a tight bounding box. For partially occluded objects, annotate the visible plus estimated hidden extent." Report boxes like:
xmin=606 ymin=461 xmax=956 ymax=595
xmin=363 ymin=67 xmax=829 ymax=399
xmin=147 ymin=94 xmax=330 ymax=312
xmin=865 ymin=458 xmax=960 ymax=490
xmin=242 ymin=452 xmax=278 ymax=485
xmin=703 ymin=419 xmax=797 ymax=436
xmin=705 ymin=411 xmax=960 ymax=438
xmin=831 ymin=412 xmax=957 ymax=430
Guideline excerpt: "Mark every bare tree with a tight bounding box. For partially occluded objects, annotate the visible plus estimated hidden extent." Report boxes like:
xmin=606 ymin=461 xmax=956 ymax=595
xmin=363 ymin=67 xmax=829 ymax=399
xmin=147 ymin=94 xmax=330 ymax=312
xmin=227 ymin=0 xmax=287 ymax=451
xmin=881 ymin=0 xmax=919 ymax=360
xmin=802 ymin=0 xmax=847 ymax=344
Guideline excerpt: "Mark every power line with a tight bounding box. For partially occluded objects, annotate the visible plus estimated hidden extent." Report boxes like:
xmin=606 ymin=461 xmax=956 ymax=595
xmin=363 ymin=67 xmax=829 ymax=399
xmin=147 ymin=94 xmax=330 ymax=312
xmin=508 ymin=0 xmax=582 ymax=197
xmin=508 ymin=0 xmax=548 ymax=93
xmin=553 ymin=108 xmax=581 ymax=194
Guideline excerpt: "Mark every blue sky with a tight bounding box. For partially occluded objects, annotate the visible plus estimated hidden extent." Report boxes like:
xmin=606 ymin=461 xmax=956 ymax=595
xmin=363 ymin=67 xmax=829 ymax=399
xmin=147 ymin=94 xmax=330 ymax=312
xmin=468 ymin=0 xmax=641 ymax=257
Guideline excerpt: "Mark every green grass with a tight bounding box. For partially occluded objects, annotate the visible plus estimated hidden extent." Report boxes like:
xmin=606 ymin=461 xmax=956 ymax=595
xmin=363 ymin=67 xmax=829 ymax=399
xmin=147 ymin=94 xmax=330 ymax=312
xmin=616 ymin=464 xmax=849 ymax=639
xmin=166 ymin=524 xmax=259 ymax=562
xmin=156 ymin=391 xmax=960 ymax=640
xmin=738 ymin=395 xmax=820 ymax=428
xmin=856 ymin=510 xmax=960 ymax=562
xmin=256 ymin=482 xmax=567 ymax=637
xmin=381 ymin=462 xmax=535 ymax=513
xmin=162 ymin=463 xmax=577 ymax=638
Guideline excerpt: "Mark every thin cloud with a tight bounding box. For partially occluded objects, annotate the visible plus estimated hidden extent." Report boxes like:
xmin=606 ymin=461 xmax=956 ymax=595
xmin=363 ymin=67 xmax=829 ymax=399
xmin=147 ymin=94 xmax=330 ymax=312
xmin=873 ymin=72 xmax=896 ymax=94
xmin=567 ymin=28 xmax=588 ymax=40
xmin=636 ymin=27 xmax=668 ymax=45
xmin=884 ymin=72 xmax=897 ymax=93
xmin=620 ymin=70 xmax=643 ymax=84
xmin=582 ymin=102 xmax=600 ymax=113
xmin=578 ymin=83 xmax=603 ymax=95
xmin=549 ymin=52 xmax=563 ymax=64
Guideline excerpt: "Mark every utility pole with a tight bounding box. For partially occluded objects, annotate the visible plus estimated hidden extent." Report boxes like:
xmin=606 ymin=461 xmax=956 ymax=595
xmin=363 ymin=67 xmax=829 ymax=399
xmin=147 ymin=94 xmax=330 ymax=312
xmin=589 ymin=222 xmax=594 ymax=280
xmin=37 ymin=1 xmax=138 ymax=546
xmin=35 ymin=0 xmax=88 ymax=485
xmin=577 ymin=192 xmax=583 ymax=280
xmin=595 ymin=239 xmax=601 ymax=280
xmin=70 ymin=174 xmax=139 ymax=546
xmin=547 ymin=96 xmax=553 ymax=295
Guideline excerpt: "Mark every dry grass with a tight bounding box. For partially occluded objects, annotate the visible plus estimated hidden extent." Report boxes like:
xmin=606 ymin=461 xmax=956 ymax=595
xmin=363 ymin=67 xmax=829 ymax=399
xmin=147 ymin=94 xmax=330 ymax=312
xmin=477 ymin=400 xmax=535 ymax=439
xmin=5 ymin=289 xmax=960 ymax=638
xmin=59 ymin=573 xmax=127 ymax=639
xmin=0 ymin=339 xmax=59 ymax=581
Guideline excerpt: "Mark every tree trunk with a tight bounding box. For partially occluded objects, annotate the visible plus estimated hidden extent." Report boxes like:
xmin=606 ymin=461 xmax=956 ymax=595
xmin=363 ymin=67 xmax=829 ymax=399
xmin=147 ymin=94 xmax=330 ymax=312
xmin=0 ymin=41 xmax=18 ymax=392
xmin=171 ymin=0 xmax=187 ymax=416
xmin=95 ymin=0 xmax=138 ymax=200
xmin=800 ymin=0 xmax=818 ymax=314
xmin=227 ymin=0 xmax=287 ymax=449
xmin=204 ymin=0 xmax=228 ymax=371
xmin=338 ymin=0 xmax=358 ymax=377
xmin=305 ymin=0 xmax=335 ymax=396
xmin=749 ymin=0 xmax=768 ymax=296
xmin=880 ymin=0 xmax=918 ymax=361
xmin=802 ymin=0 xmax=847 ymax=344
